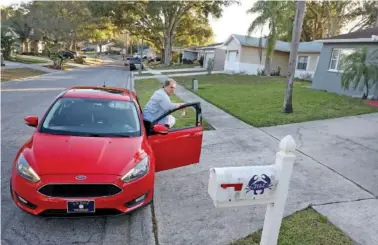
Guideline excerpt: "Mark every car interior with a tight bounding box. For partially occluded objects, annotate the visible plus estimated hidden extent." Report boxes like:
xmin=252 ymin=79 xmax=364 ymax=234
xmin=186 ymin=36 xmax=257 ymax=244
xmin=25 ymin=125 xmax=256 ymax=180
xmin=47 ymin=99 xmax=139 ymax=132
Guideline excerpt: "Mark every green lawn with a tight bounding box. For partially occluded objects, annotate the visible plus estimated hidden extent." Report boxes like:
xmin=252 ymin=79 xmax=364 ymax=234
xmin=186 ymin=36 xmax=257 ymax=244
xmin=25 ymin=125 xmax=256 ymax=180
xmin=135 ymin=79 xmax=213 ymax=130
xmin=1 ymin=68 xmax=47 ymax=82
xmin=230 ymin=207 xmax=353 ymax=245
xmin=9 ymin=56 xmax=49 ymax=64
xmin=173 ymin=74 xmax=378 ymax=127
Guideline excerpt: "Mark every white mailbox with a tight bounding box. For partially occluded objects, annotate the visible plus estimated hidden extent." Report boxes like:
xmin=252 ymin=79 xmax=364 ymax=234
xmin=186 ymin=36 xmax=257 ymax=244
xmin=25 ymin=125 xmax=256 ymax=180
xmin=208 ymin=165 xmax=278 ymax=208
xmin=207 ymin=135 xmax=297 ymax=245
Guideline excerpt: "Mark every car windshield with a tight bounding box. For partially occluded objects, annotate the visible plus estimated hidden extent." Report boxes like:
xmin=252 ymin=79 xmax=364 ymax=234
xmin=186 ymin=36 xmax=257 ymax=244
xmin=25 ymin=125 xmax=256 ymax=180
xmin=40 ymin=97 xmax=141 ymax=137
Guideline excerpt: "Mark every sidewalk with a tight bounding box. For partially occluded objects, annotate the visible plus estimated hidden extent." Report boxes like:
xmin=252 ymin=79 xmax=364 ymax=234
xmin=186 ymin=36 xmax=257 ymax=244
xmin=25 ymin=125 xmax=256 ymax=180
xmin=135 ymin=67 xmax=224 ymax=80
xmin=149 ymin=73 xmax=377 ymax=245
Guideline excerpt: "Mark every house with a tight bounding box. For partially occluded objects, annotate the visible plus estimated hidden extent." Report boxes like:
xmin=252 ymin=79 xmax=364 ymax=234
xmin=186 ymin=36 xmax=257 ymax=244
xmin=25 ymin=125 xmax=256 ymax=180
xmin=173 ymin=42 xmax=226 ymax=70
xmin=195 ymin=42 xmax=226 ymax=71
xmin=172 ymin=46 xmax=199 ymax=61
xmin=312 ymin=27 xmax=378 ymax=99
xmin=222 ymin=34 xmax=323 ymax=77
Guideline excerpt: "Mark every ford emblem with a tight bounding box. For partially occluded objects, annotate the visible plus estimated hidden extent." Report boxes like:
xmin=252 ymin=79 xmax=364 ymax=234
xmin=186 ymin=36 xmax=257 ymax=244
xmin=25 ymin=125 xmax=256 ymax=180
xmin=75 ymin=175 xmax=86 ymax=180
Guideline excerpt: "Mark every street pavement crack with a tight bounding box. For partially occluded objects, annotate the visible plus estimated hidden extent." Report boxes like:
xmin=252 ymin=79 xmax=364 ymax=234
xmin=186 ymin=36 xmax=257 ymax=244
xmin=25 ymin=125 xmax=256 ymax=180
xmin=151 ymin=202 xmax=160 ymax=245
xmin=311 ymin=197 xmax=377 ymax=207
xmin=296 ymin=127 xmax=304 ymax=148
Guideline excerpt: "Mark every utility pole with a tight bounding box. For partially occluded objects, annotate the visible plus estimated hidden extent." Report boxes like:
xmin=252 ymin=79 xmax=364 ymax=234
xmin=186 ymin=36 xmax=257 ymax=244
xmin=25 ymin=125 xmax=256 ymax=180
xmin=139 ymin=34 xmax=143 ymax=75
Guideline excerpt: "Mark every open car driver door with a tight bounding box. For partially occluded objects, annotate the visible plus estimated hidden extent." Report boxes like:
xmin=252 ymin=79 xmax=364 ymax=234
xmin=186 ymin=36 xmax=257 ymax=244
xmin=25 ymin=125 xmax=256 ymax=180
xmin=147 ymin=102 xmax=203 ymax=172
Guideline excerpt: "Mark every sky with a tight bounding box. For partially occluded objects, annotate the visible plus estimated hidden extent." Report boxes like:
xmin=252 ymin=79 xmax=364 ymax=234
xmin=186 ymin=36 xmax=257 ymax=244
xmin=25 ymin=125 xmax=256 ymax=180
xmin=209 ymin=0 xmax=270 ymax=43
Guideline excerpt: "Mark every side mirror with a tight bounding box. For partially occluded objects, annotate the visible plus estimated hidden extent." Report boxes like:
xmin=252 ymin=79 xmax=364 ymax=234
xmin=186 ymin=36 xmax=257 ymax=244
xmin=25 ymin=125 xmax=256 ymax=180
xmin=24 ymin=115 xmax=38 ymax=127
xmin=152 ymin=124 xmax=168 ymax=135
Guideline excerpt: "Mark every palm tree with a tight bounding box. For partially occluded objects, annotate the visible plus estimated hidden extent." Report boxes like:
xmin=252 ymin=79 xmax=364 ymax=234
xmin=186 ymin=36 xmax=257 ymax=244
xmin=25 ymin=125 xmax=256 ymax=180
xmin=246 ymin=1 xmax=295 ymax=76
xmin=1 ymin=26 xmax=19 ymax=60
xmin=282 ymin=0 xmax=306 ymax=113
xmin=340 ymin=47 xmax=378 ymax=99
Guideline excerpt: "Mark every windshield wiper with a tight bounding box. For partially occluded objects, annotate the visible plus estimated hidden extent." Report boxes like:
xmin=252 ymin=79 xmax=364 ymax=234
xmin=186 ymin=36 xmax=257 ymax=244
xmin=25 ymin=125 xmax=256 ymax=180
xmin=85 ymin=133 xmax=132 ymax=137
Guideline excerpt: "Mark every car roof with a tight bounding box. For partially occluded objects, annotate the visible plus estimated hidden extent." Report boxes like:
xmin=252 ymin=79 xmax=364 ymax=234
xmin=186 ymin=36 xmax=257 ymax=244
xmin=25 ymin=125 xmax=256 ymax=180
xmin=62 ymin=86 xmax=137 ymax=102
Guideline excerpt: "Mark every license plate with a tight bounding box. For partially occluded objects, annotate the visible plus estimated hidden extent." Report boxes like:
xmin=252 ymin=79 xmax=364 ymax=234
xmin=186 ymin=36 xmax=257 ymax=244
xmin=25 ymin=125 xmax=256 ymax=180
xmin=67 ymin=200 xmax=95 ymax=213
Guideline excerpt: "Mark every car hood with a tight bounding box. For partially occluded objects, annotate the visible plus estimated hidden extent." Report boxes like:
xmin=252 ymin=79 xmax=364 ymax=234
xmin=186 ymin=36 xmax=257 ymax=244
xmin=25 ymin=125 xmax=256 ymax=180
xmin=28 ymin=133 xmax=145 ymax=176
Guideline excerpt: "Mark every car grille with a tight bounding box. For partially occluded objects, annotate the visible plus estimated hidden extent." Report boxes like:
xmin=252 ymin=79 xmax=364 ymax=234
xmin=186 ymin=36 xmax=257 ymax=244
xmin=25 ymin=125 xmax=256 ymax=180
xmin=38 ymin=184 xmax=122 ymax=198
xmin=39 ymin=208 xmax=123 ymax=217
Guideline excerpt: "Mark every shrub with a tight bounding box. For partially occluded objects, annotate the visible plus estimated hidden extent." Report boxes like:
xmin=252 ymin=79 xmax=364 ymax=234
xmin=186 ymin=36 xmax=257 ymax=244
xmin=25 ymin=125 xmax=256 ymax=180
xmin=257 ymin=68 xmax=265 ymax=76
xmin=74 ymin=56 xmax=85 ymax=64
xmin=270 ymin=66 xmax=281 ymax=76
xmin=207 ymin=58 xmax=214 ymax=75
xmin=183 ymin=58 xmax=194 ymax=64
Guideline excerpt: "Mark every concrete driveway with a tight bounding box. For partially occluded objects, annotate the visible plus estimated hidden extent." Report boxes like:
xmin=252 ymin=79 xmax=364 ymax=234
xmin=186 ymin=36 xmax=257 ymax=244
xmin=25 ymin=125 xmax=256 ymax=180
xmin=151 ymin=82 xmax=378 ymax=245
xmin=1 ymin=66 xmax=155 ymax=245
xmin=261 ymin=113 xmax=378 ymax=245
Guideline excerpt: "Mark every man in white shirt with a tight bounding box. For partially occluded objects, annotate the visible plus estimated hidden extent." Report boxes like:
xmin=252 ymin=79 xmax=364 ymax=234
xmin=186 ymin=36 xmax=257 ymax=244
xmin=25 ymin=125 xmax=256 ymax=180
xmin=142 ymin=79 xmax=183 ymax=128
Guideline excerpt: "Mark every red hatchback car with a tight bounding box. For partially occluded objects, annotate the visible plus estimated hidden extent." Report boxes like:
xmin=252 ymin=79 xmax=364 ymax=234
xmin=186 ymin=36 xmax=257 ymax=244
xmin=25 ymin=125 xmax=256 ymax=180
xmin=10 ymin=86 xmax=203 ymax=217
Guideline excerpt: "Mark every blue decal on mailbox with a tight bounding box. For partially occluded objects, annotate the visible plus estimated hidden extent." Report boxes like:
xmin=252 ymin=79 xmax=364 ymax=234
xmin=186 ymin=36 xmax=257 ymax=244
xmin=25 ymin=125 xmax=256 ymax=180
xmin=246 ymin=174 xmax=273 ymax=195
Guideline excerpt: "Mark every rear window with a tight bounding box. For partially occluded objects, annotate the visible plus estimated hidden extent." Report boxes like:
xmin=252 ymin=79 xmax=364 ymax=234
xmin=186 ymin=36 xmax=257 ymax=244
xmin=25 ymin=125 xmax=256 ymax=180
xmin=40 ymin=97 xmax=141 ymax=137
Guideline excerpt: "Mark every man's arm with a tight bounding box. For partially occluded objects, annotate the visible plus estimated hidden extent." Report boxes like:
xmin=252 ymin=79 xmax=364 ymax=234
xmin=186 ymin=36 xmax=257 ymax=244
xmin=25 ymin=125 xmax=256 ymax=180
xmin=160 ymin=94 xmax=182 ymax=111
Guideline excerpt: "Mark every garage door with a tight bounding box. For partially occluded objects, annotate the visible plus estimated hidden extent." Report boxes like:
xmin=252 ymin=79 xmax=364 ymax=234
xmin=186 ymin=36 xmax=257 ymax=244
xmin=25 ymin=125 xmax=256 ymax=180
xmin=204 ymin=52 xmax=215 ymax=69
xmin=227 ymin=51 xmax=237 ymax=71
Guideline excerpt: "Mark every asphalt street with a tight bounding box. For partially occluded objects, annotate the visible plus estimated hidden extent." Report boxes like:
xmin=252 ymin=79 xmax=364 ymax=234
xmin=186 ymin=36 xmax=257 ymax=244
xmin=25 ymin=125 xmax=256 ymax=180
xmin=1 ymin=66 xmax=155 ymax=245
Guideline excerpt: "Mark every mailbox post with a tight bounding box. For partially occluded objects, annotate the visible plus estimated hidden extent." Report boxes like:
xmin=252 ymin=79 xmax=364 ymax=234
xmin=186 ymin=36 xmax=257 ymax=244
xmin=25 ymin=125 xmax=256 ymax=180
xmin=208 ymin=135 xmax=297 ymax=245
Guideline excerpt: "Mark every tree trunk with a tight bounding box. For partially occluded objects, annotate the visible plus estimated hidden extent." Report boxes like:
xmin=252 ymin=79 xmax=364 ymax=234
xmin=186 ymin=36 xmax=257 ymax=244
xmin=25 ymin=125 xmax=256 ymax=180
xmin=20 ymin=39 xmax=26 ymax=53
xmin=265 ymin=56 xmax=272 ymax=76
xmin=282 ymin=0 xmax=306 ymax=113
xmin=376 ymin=1 xmax=378 ymax=27
xmin=164 ymin=33 xmax=172 ymax=66
xmin=69 ymin=39 xmax=74 ymax=50
xmin=364 ymin=77 xmax=369 ymax=99
xmin=160 ymin=48 xmax=165 ymax=63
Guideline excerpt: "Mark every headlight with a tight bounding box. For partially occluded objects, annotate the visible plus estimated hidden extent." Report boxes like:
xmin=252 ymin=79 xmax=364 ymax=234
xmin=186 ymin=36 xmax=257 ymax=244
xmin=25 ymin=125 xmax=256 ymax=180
xmin=121 ymin=156 xmax=149 ymax=183
xmin=16 ymin=153 xmax=40 ymax=183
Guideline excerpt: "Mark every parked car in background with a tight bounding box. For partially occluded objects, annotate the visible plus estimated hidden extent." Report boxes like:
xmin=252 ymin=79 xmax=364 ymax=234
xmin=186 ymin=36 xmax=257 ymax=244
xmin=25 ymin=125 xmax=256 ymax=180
xmin=125 ymin=57 xmax=144 ymax=71
xmin=148 ymin=56 xmax=161 ymax=63
xmin=81 ymin=47 xmax=95 ymax=52
xmin=59 ymin=51 xmax=76 ymax=59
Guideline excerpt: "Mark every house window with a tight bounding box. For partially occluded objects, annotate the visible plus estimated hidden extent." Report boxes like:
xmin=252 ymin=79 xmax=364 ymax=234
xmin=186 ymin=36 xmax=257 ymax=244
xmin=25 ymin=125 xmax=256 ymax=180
xmin=297 ymin=56 xmax=308 ymax=70
xmin=329 ymin=48 xmax=357 ymax=71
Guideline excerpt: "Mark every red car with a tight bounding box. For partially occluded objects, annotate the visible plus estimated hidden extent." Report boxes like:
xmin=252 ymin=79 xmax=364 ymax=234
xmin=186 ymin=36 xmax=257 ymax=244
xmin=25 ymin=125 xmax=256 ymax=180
xmin=10 ymin=86 xmax=203 ymax=217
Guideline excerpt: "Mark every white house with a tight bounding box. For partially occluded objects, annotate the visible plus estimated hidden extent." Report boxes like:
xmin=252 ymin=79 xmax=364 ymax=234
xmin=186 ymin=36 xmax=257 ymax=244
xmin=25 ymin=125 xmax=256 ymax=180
xmin=223 ymin=34 xmax=323 ymax=77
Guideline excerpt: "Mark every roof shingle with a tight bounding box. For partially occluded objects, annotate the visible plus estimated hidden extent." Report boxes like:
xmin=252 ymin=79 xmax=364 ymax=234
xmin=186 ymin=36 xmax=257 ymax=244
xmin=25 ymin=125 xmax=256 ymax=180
xmin=231 ymin=34 xmax=323 ymax=53
xmin=324 ymin=27 xmax=378 ymax=40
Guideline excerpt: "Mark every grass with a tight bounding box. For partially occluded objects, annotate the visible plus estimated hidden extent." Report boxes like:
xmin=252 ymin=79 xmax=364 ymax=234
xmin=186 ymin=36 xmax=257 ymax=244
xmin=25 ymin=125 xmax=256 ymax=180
xmin=1 ymin=68 xmax=47 ymax=82
xmin=230 ymin=207 xmax=354 ymax=245
xmin=43 ymin=64 xmax=76 ymax=70
xmin=173 ymin=74 xmax=378 ymax=127
xmin=135 ymin=78 xmax=213 ymax=130
xmin=84 ymin=57 xmax=102 ymax=65
xmin=8 ymin=56 xmax=49 ymax=64
xmin=148 ymin=62 xmax=199 ymax=70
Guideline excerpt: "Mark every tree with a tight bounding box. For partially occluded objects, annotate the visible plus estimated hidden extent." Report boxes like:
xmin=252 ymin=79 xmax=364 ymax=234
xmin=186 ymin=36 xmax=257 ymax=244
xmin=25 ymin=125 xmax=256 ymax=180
xmin=247 ymin=1 xmax=295 ymax=76
xmin=282 ymin=0 xmax=306 ymax=113
xmin=347 ymin=0 xmax=378 ymax=32
xmin=88 ymin=1 xmax=236 ymax=65
xmin=173 ymin=13 xmax=214 ymax=48
xmin=1 ymin=26 xmax=19 ymax=59
xmin=339 ymin=47 xmax=378 ymax=99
